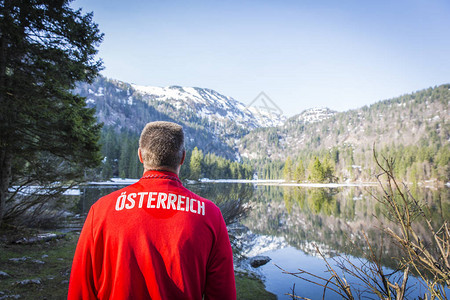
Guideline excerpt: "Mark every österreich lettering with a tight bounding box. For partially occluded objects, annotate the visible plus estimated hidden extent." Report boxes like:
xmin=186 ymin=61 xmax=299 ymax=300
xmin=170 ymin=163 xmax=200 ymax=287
xmin=115 ymin=192 xmax=205 ymax=215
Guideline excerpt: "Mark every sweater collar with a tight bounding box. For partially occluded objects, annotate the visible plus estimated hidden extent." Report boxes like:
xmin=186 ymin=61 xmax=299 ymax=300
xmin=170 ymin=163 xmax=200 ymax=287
xmin=141 ymin=170 xmax=182 ymax=183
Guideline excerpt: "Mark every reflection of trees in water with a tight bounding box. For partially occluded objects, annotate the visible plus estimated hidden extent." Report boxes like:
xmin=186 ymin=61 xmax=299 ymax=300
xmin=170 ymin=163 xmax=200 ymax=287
xmin=284 ymin=187 xmax=346 ymax=217
xmin=78 ymin=183 xmax=448 ymax=272
xmin=188 ymin=183 xmax=254 ymax=225
xmin=77 ymin=186 xmax=122 ymax=215
xmin=308 ymin=188 xmax=338 ymax=215
xmin=242 ymin=185 xmax=448 ymax=270
xmin=426 ymin=188 xmax=449 ymax=224
xmin=188 ymin=183 xmax=255 ymax=259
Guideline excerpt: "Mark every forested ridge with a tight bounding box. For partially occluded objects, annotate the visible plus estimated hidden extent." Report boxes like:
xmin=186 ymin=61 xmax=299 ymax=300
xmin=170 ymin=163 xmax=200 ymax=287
xmin=242 ymin=85 xmax=449 ymax=183
xmin=79 ymin=77 xmax=449 ymax=183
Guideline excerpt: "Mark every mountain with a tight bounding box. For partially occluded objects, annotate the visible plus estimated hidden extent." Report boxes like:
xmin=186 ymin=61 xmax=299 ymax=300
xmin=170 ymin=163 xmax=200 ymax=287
xmin=239 ymin=85 xmax=449 ymax=182
xmin=130 ymin=84 xmax=285 ymax=128
xmin=75 ymin=76 xmax=285 ymax=159
xmin=293 ymin=107 xmax=337 ymax=124
xmin=239 ymin=85 xmax=449 ymax=161
xmin=76 ymin=76 xmax=449 ymax=182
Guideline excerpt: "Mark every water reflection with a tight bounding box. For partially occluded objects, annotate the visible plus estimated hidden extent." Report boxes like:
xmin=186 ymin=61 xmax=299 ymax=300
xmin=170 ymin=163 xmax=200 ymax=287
xmin=240 ymin=184 xmax=449 ymax=299
xmin=242 ymin=185 xmax=448 ymax=268
xmin=75 ymin=185 xmax=121 ymax=214
xmin=75 ymin=182 xmax=449 ymax=298
xmin=189 ymin=183 xmax=254 ymax=225
xmin=76 ymin=183 xmax=448 ymax=263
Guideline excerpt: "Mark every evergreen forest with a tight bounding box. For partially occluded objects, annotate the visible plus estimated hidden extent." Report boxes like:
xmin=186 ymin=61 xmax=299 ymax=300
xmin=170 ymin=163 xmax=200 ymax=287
xmin=91 ymin=82 xmax=449 ymax=186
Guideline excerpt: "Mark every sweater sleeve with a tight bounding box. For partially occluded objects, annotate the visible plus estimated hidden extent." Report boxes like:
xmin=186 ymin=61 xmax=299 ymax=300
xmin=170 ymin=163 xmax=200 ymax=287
xmin=204 ymin=212 xmax=237 ymax=300
xmin=67 ymin=207 xmax=98 ymax=299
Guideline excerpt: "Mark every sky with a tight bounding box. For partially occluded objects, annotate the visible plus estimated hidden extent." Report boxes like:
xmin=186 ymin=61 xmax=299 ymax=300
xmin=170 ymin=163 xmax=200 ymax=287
xmin=73 ymin=0 xmax=450 ymax=116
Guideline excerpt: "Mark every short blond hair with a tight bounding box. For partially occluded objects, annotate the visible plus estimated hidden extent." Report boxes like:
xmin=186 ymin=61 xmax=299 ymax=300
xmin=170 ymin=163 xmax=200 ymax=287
xmin=139 ymin=121 xmax=185 ymax=171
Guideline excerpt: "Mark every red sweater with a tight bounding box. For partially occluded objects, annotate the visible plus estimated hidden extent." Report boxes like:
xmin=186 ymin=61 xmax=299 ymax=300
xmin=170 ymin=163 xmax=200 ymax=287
xmin=68 ymin=171 xmax=236 ymax=300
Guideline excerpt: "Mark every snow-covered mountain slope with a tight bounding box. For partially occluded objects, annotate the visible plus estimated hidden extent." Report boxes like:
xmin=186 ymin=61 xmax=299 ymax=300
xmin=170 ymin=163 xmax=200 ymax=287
xmin=76 ymin=76 xmax=287 ymax=159
xmin=291 ymin=107 xmax=337 ymax=124
xmin=77 ymin=77 xmax=449 ymax=163
xmin=131 ymin=84 xmax=285 ymax=128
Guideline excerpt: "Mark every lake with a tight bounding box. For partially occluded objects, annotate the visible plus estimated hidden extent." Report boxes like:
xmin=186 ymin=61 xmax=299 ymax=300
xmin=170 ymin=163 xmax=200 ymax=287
xmin=74 ymin=181 xmax=449 ymax=299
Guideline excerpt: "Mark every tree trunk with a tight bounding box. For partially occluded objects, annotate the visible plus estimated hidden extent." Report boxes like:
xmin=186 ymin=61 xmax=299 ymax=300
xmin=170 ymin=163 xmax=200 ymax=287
xmin=0 ymin=149 xmax=12 ymax=225
xmin=0 ymin=2 xmax=10 ymax=226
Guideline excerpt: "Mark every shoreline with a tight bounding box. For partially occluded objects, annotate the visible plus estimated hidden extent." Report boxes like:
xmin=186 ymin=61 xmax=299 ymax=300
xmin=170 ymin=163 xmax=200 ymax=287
xmin=85 ymin=178 xmax=379 ymax=188
xmin=82 ymin=177 xmax=449 ymax=189
xmin=199 ymin=178 xmax=378 ymax=187
xmin=11 ymin=178 xmax=447 ymax=193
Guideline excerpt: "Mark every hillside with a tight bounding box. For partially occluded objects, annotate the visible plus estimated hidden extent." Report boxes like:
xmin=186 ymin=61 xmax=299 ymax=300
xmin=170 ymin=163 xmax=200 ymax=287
xmin=75 ymin=76 xmax=283 ymax=160
xmin=239 ymin=86 xmax=449 ymax=160
xmin=76 ymin=77 xmax=449 ymax=182
xmin=240 ymin=85 xmax=449 ymax=182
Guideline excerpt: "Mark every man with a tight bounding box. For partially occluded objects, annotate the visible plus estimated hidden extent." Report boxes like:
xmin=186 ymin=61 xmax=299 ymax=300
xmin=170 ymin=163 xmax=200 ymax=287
xmin=68 ymin=121 xmax=236 ymax=299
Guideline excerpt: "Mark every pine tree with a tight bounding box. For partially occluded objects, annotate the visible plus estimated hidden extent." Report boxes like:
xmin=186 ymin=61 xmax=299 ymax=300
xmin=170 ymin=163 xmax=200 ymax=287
xmin=189 ymin=147 xmax=203 ymax=179
xmin=294 ymin=160 xmax=305 ymax=182
xmin=179 ymin=150 xmax=191 ymax=179
xmin=0 ymin=0 xmax=103 ymax=224
xmin=283 ymin=156 xmax=293 ymax=181
xmin=118 ymin=135 xmax=130 ymax=178
xmin=308 ymin=157 xmax=325 ymax=183
xmin=322 ymin=156 xmax=335 ymax=183
xmin=127 ymin=138 xmax=141 ymax=179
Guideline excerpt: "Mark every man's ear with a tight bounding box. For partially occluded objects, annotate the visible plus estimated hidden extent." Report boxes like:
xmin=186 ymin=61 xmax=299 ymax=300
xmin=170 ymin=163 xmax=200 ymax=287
xmin=138 ymin=148 xmax=143 ymax=163
xmin=180 ymin=150 xmax=186 ymax=166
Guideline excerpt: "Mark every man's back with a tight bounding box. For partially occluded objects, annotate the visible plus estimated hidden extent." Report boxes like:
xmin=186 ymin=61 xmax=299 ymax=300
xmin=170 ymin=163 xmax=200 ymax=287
xmin=68 ymin=170 xmax=236 ymax=299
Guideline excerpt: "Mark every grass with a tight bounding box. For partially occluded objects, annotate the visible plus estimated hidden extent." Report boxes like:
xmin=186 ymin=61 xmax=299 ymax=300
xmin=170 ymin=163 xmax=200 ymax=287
xmin=0 ymin=229 xmax=277 ymax=300
xmin=0 ymin=230 xmax=77 ymax=300
xmin=235 ymin=272 xmax=277 ymax=300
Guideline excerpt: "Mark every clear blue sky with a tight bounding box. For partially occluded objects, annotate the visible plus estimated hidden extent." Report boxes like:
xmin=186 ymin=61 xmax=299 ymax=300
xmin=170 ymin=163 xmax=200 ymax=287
xmin=73 ymin=0 xmax=450 ymax=116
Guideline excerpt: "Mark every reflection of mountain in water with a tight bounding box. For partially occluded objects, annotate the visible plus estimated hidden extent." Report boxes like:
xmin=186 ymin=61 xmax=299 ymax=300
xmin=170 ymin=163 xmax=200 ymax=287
xmin=76 ymin=182 xmax=449 ymax=273
xmin=241 ymin=185 xmax=449 ymax=270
